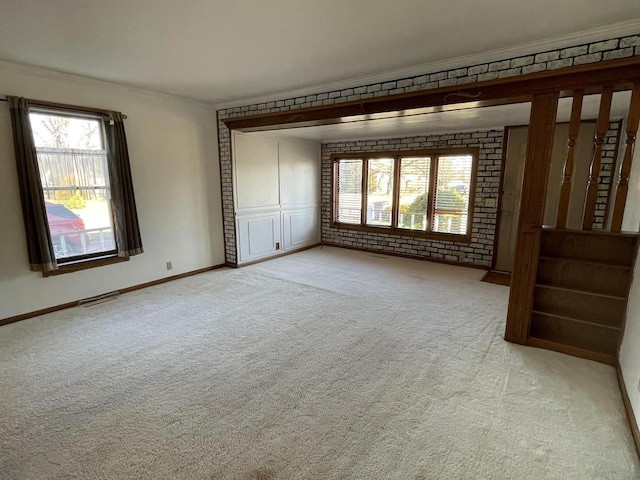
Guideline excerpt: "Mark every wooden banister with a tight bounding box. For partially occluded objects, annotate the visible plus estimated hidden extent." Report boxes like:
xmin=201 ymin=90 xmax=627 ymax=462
xmin=583 ymin=87 xmax=614 ymax=230
xmin=556 ymin=90 xmax=584 ymax=229
xmin=611 ymin=82 xmax=640 ymax=232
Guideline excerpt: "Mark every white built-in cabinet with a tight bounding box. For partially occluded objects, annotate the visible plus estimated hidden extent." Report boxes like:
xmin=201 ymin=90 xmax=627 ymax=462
xmin=232 ymin=132 xmax=321 ymax=264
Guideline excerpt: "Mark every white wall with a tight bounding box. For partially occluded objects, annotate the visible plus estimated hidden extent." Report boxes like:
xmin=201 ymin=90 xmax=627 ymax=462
xmin=233 ymin=132 xmax=320 ymax=263
xmin=621 ymin=137 xmax=640 ymax=232
xmin=619 ymin=131 xmax=640 ymax=434
xmin=620 ymin=245 xmax=640 ymax=435
xmin=0 ymin=61 xmax=224 ymax=319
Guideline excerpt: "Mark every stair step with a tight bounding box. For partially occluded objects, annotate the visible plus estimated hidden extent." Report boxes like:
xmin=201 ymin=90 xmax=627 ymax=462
xmin=529 ymin=312 xmax=621 ymax=357
xmin=533 ymin=285 xmax=626 ymax=328
xmin=540 ymin=228 xmax=637 ymax=266
xmin=535 ymin=283 xmax=627 ymax=301
xmin=531 ymin=310 xmax=622 ymax=331
xmin=538 ymin=255 xmax=632 ymax=270
xmin=537 ymin=257 xmax=632 ymax=298
xmin=524 ymin=229 xmax=638 ymax=366
xmin=526 ymin=336 xmax=617 ymax=366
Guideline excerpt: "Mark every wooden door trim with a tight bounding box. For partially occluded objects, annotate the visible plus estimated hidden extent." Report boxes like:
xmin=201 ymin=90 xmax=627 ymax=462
xmin=490 ymin=126 xmax=512 ymax=271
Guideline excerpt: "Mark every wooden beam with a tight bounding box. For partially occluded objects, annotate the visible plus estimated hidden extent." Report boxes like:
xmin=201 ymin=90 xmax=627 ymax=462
xmin=611 ymin=81 xmax=640 ymax=232
xmin=223 ymin=57 xmax=640 ymax=132
xmin=556 ymin=90 xmax=584 ymax=229
xmin=505 ymin=92 xmax=559 ymax=345
xmin=583 ymin=86 xmax=614 ymax=230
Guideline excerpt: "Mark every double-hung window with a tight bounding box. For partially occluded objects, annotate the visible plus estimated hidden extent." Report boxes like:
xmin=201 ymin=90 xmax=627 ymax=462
xmin=9 ymin=97 xmax=143 ymax=275
xmin=30 ymin=110 xmax=117 ymax=261
xmin=332 ymin=148 xmax=477 ymax=241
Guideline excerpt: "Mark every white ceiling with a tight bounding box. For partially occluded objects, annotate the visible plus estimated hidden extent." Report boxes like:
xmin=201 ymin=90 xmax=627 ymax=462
xmin=0 ymin=1 xmax=639 ymax=104
xmin=259 ymin=92 xmax=632 ymax=142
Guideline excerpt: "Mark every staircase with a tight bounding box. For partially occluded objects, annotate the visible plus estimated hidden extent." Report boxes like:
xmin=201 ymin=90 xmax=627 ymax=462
xmin=527 ymin=228 xmax=639 ymax=365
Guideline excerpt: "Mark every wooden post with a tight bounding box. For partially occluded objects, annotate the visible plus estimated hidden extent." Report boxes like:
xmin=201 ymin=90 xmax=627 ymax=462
xmin=583 ymin=86 xmax=614 ymax=230
xmin=505 ymin=92 xmax=559 ymax=345
xmin=611 ymin=82 xmax=640 ymax=232
xmin=556 ymin=90 xmax=584 ymax=229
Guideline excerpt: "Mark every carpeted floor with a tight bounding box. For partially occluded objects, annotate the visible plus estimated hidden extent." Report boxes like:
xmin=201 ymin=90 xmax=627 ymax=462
xmin=0 ymin=246 xmax=638 ymax=479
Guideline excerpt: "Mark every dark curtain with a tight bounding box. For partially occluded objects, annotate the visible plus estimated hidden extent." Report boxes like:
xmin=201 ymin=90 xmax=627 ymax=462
xmin=104 ymin=112 xmax=143 ymax=257
xmin=8 ymin=96 xmax=58 ymax=272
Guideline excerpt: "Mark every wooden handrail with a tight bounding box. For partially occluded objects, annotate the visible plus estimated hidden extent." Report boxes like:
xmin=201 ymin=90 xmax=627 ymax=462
xmin=556 ymin=90 xmax=584 ymax=229
xmin=611 ymin=82 xmax=640 ymax=232
xmin=583 ymin=86 xmax=614 ymax=230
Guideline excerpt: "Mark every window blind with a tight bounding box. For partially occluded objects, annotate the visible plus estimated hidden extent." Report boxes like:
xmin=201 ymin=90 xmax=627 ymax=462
xmin=366 ymin=157 xmax=394 ymax=226
xmin=433 ymin=155 xmax=473 ymax=234
xmin=335 ymin=159 xmax=363 ymax=224
xmin=397 ymin=156 xmax=430 ymax=231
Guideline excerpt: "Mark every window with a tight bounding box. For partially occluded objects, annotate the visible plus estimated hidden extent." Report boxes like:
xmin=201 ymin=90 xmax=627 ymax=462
xmin=30 ymin=111 xmax=117 ymax=261
xmin=9 ymin=97 xmax=143 ymax=275
xmin=332 ymin=148 xmax=477 ymax=240
xmin=335 ymin=159 xmax=362 ymax=224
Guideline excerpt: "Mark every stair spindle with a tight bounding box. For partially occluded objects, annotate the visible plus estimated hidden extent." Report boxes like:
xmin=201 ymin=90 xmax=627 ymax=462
xmin=556 ymin=90 xmax=584 ymax=229
xmin=583 ymin=87 xmax=614 ymax=230
xmin=611 ymin=82 xmax=640 ymax=232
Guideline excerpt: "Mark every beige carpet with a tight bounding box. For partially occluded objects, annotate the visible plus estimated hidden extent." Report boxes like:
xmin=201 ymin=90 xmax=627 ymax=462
xmin=0 ymin=246 xmax=638 ymax=479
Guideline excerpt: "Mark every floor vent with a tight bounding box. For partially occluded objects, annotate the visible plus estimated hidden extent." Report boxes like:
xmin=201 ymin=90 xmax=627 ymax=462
xmin=78 ymin=291 xmax=120 ymax=308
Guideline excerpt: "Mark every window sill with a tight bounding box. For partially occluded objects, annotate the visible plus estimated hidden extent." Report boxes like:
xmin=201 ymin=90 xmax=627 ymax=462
xmin=43 ymin=255 xmax=128 ymax=277
xmin=330 ymin=222 xmax=472 ymax=243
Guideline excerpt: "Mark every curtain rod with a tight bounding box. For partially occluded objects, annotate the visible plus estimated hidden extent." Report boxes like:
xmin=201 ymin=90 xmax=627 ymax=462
xmin=0 ymin=96 xmax=127 ymax=118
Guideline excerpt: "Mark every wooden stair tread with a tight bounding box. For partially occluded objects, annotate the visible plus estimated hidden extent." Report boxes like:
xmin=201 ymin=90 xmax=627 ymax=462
xmin=540 ymin=226 xmax=640 ymax=239
xmin=531 ymin=310 xmax=622 ymax=331
xmin=526 ymin=336 xmax=617 ymax=366
xmin=538 ymin=255 xmax=632 ymax=269
xmin=534 ymin=283 xmax=627 ymax=301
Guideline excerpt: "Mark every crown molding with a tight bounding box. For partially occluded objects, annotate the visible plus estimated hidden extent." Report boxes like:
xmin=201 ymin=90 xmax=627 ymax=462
xmin=1 ymin=19 xmax=638 ymax=113
xmin=0 ymin=58 xmax=216 ymax=110
xmin=215 ymin=19 xmax=640 ymax=111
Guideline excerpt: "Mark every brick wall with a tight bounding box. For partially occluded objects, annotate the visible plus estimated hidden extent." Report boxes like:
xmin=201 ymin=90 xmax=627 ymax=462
xmin=218 ymin=33 xmax=640 ymax=264
xmin=594 ymin=121 xmax=623 ymax=229
xmin=321 ymin=131 xmax=503 ymax=267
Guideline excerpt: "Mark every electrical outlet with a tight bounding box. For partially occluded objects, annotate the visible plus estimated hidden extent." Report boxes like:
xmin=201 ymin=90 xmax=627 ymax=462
xmin=275 ymin=242 xmax=280 ymax=250
xmin=166 ymin=261 xmax=173 ymax=271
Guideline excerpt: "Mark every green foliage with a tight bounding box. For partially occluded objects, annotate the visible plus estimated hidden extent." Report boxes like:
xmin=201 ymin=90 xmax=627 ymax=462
xmin=409 ymin=193 xmax=428 ymax=213
xmin=436 ymin=188 xmax=466 ymax=210
xmin=64 ymin=190 xmax=86 ymax=210
xmin=398 ymin=189 xmax=467 ymax=230
xmin=54 ymin=173 xmax=75 ymax=202
xmin=399 ymin=196 xmax=427 ymax=229
xmin=407 ymin=188 xmax=466 ymax=213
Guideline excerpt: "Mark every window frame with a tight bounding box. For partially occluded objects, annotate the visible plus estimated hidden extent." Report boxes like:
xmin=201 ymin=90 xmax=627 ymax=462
xmin=331 ymin=147 xmax=479 ymax=243
xmin=26 ymin=103 xmax=125 ymax=276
